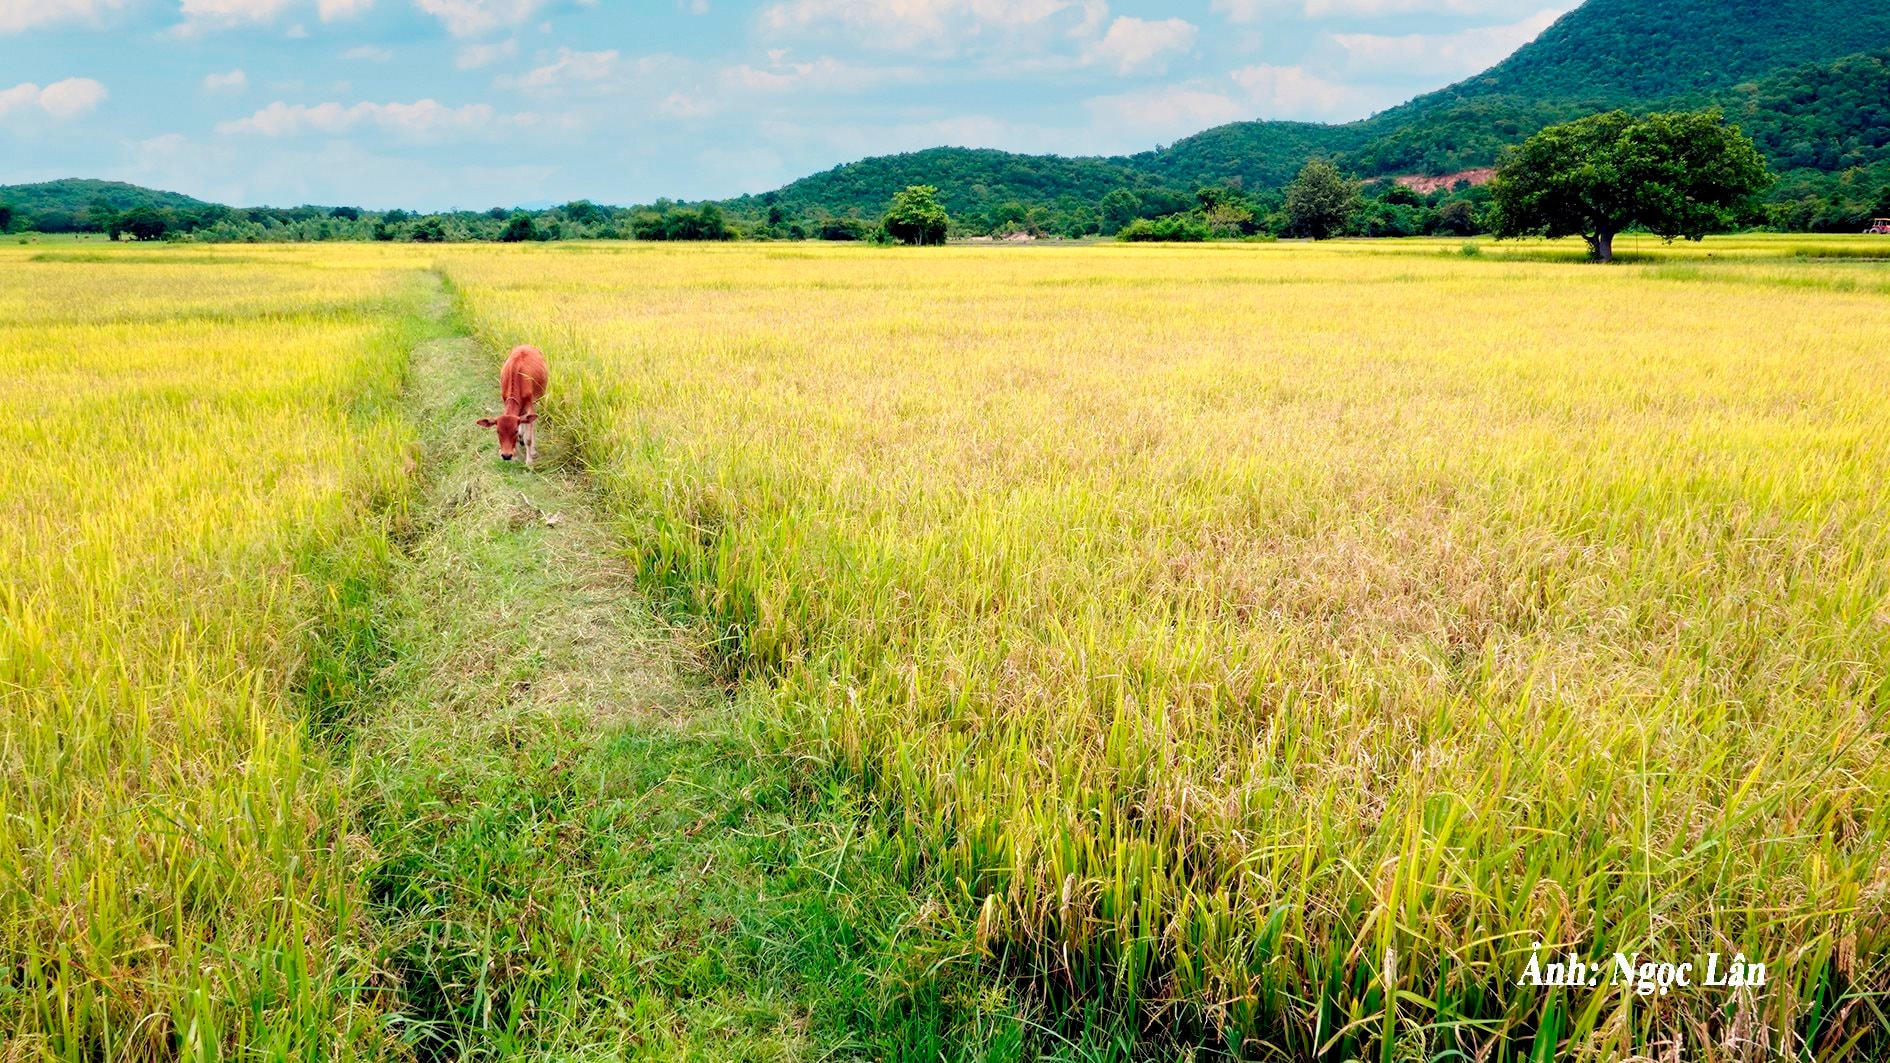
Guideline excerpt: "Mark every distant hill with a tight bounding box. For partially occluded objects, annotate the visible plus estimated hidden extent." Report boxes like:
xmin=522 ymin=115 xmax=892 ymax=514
xmin=1432 ymin=0 xmax=1890 ymax=105
xmin=0 ymin=179 xmax=213 ymax=231
xmin=738 ymin=0 xmax=1890 ymax=220
xmin=724 ymin=146 xmax=1177 ymax=222
xmin=9 ymin=0 xmax=1888 ymax=237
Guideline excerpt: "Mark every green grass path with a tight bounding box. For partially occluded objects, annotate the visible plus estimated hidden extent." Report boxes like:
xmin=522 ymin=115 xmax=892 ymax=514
xmin=352 ymin=285 xmax=852 ymax=1061
xmin=346 ymin=279 xmax=1049 ymax=1062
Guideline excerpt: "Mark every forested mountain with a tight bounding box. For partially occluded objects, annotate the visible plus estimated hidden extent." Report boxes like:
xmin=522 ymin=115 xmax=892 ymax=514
xmin=0 ymin=180 xmax=212 ymax=232
xmin=726 ymin=147 xmax=1175 ymax=225
xmin=1436 ymin=0 xmax=1890 ymax=104
xmin=7 ymin=0 xmax=1887 ymax=239
xmin=738 ymin=0 xmax=1890 ymax=225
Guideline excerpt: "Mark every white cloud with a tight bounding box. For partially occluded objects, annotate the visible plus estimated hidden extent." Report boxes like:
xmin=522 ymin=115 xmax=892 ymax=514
xmin=1082 ymin=57 xmax=1383 ymax=141
xmin=1084 ymin=84 xmax=1247 ymax=139
xmin=0 ymin=0 xmax=124 ymax=32
xmin=1307 ymin=0 xmax=1553 ymax=15
xmin=1207 ymin=0 xmax=1268 ymax=20
xmin=1087 ymin=16 xmax=1195 ymax=75
xmin=722 ymin=56 xmax=912 ymax=94
xmin=1213 ymin=0 xmax=1550 ymax=17
xmin=318 ymin=0 xmax=373 ymax=18
xmin=456 ymin=38 xmax=517 ymax=69
xmin=216 ymin=98 xmax=525 ymax=140
xmin=343 ymin=44 xmax=394 ymax=60
xmin=761 ymin=0 xmax=1086 ymax=53
xmin=1229 ymin=63 xmax=1370 ymax=117
xmin=129 ymin=134 xmax=559 ymax=211
xmin=497 ymin=47 xmax=619 ymax=89
xmin=0 ymin=77 xmax=108 ymax=120
xmin=1330 ymin=6 xmax=1566 ymax=78
xmin=178 ymin=0 xmax=292 ymax=26
xmin=415 ymin=0 xmax=545 ymax=37
xmin=660 ymin=90 xmax=717 ymax=117
xmin=203 ymin=69 xmax=249 ymax=92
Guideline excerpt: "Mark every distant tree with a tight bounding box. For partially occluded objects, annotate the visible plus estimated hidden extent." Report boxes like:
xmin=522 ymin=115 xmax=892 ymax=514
xmin=383 ymin=208 xmax=413 ymax=225
xmin=987 ymin=200 xmax=1030 ymax=235
xmin=1382 ymin=182 xmax=1425 ymax=207
xmin=1197 ymin=185 xmax=1255 ymax=237
xmin=486 ymin=207 xmax=511 ymax=221
xmin=883 ymin=184 xmax=949 ymax=246
xmin=329 ymin=206 xmax=361 ymax=221
xmin=1117 ymin=215 xmax=1209 ymax=242
xmin=372 ymin=220 xmax=397 ymax=241
xmin=765 ymin=204 xmax=785 ymax=227
xmin=563 ymin=199 xmax=610 ymax=227
xmin=1061 ymin=206 xmax=1101 ymax=238
xmin=498 ymin=213 xmax=537 ymax=242
xmin=1098 ymin=188 xmax=1141 ymax=235
xmin=0 ymin=203 xmax=12 ymax=233
xmin=816 ymin=216 xmax=870 ymax=241
xmin=1489 ymin=109 xmax=1773 ymax=261
xmin=629 ymin=204 xmax=731 ymax=241
xmin=677 ymin=203 xmax=730 ymax=240
xmin=90 ymin=205 xmax=121 ymax=238
xmin=1281 ymin=159 xmax=1360 ymax=239
xmin=1433 ymin=198 xmax=1482 ymax=236
xmin=410 ymin=217 xmax=448 ymax=243
xmin=117 ymin=206 xmax=170 ymax=241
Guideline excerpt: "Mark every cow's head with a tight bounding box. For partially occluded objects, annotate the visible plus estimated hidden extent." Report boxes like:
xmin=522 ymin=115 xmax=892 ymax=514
xmin=476 ymin=412 xmax=536 ymax=460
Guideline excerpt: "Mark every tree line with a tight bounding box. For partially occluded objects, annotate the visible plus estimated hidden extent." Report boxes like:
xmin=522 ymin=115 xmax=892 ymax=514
xmin=0 ymin=110 xmax=1860 ymax=251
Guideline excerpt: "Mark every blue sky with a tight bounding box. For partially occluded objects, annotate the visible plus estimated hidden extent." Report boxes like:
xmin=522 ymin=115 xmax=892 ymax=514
xmin=1 ymin=0 xmax=1575 ymax=210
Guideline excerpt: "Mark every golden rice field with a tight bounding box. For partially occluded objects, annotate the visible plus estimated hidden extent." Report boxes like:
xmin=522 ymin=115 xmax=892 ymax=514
xmin=0 ymin=246 xmax=426 ymax=1057
xmin=3 ymin=235 xmax=1888 ymax=1061
xmin=445 ymin=238 xmax=1890 ymax=1058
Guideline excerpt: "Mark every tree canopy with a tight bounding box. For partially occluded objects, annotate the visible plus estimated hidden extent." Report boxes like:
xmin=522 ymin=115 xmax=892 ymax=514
xmin=883 ymin=185 xmax=949 ymax=246
xmin=1489 ymin=109 xmax=1773 ymax=260
xmin=1281 ymin=160 xmax=1361 ymax=239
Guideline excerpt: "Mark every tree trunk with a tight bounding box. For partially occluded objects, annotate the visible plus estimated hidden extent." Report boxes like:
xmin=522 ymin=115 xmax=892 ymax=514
xmin=1595 ymin=228 xmax=1615 ymax=263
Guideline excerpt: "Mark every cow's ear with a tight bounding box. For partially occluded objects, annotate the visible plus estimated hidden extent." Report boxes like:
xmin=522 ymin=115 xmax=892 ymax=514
xmin=476 ymin=417 xmax=498 ymax=428
xmin=519 ymin=413 xmax=537 ymax=424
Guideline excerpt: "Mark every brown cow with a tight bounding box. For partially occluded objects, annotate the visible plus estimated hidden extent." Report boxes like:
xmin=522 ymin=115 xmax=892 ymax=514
xmin=477 ymin=344 xmax=549 ymax=464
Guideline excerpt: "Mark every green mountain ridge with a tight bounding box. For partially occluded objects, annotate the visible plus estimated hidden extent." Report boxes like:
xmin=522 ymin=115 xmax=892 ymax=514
xmin=732 ymin=0 xmax=1890 ymax=221
xmin=0 ymin=179 xmax=212 ymax=231
xmin=5 ymin=0 xmax=1888 ymax=235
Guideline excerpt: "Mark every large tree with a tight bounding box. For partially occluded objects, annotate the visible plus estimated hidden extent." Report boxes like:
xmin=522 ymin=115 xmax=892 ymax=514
xmin=1489 ymin=109 xmax=1773 ymax=262
xmin=0 ymin=203 xmax=12 ymax=233
xmin=883 ymin=184 xmax=949 ymax=246
xmin=1098 ymin=188 xmax=1140 ymax=235
xmin=498 ymin=213 xmax=537 ymax=243
xmin=1281 ymin=159 xmax=1360 ymax=240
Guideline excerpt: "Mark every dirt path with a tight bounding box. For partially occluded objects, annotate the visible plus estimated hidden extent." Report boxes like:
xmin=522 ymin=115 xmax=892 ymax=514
xmin=347 ymin=282 xmax=863 ymax=1060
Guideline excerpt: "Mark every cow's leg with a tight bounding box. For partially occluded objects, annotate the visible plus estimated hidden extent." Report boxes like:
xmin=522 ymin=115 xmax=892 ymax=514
xmin=524 ymin=418 xmax=537 ymax=465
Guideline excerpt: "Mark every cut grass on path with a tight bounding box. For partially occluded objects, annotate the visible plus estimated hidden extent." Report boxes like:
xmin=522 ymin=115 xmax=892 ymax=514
xmin=348 ymin=278 xmax=1076 ymax=1061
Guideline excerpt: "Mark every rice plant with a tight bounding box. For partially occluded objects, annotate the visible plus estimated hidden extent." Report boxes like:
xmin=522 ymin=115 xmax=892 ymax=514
xmin=0 ymin=246 xmax=426 ymax=1058
xmin=443 ymin=239 xmax=1890 ymax=1060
